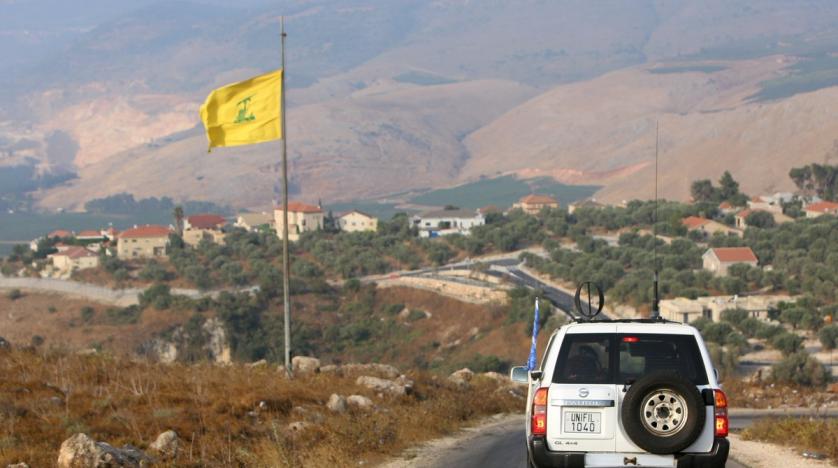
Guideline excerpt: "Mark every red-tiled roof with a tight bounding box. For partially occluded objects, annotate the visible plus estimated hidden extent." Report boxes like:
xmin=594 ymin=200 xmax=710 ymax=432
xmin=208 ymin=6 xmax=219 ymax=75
xmin=276 ymin=201 xmax=322 ymax=213
xmin=719 ymin=201 xmax=733 ymax=209
xmin=66 ymin=246 xmax=97 ymax=259
xmin=709 ymin=247 xmax=758 ymax=263
xmin=187 ymin=214 xmax=227 ymax=229
xmin=805 ymin=201 xmax=838 ymax=213
xmin=77 ymin=230 xmax=103 ymax=238
xmin=736 ymin=209 xmax=752 ymax=218
xmin=478 ymin=205 xmax=501 ymax=214
xmin=519 ymin=194 xmax=558 ymax=205
xmin=118 ymin=225 xmax=171 ymax=239
xmin=48 ymin=230 xmax=73 ymax=238
xmin=682 ymin=216 xmax=710 ymax=229
xmin=751 ymin=195 xmax=765 ymax=202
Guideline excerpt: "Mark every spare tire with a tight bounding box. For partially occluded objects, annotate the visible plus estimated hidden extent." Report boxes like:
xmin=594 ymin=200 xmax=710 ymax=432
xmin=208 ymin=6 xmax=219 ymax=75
xmin=621 ymin=371 xmax=705 ymax=454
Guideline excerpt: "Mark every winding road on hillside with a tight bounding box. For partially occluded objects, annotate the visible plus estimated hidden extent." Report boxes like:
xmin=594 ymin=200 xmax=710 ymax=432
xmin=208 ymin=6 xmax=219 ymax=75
xmin=419 ymin=409 xmax=838 ymax=468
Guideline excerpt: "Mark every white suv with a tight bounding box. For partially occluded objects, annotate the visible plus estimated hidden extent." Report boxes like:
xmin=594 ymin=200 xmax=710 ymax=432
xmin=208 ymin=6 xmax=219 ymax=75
xmin=510 ymin=319 xmax=729 ymax=468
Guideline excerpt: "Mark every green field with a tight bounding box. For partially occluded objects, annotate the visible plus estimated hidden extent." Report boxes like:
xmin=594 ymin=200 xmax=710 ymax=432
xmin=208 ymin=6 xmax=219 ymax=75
xmin=648 ymin=65 xmax=727 ymax=74
xmin=0 ymin=211 xmax=172 ymax=255
xmin=749 ymin=55 xmax=838 ymax=102
xmin=409 ymin=175 xmax=600 ymax=210
xmin=325 ymin=201 xmax=410 ymax=220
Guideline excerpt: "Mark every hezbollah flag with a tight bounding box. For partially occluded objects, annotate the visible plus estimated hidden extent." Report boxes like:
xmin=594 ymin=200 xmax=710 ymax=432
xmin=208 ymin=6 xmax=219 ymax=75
xmin=199 ymin=69 xmax=283 ymax=149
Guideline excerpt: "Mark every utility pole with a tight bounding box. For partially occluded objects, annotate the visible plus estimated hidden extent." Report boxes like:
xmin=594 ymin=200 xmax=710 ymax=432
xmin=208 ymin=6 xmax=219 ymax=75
xmin=280 ymin=17 xmax=292 ymax=376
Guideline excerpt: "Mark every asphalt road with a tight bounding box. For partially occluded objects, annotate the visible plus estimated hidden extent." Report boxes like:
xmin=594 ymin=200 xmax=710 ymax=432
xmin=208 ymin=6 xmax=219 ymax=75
xmin=427 ymin=415 xmax=749 ymax=468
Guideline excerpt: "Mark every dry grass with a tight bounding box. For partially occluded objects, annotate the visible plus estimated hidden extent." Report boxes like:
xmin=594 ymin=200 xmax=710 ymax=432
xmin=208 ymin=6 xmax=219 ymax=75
xmin=742 ymin=418 xmax=838 ymax=460
xmin=0 ymin=348 xmax=520 ymax=467
xmin=722 ymin=377 xmax=838 ymax=409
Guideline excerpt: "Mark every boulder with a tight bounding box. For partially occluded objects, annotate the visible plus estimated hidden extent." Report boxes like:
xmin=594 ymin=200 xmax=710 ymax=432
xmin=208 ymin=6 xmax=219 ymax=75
xmin=448 ymin=368 xmax=475 ymax=388
xmin=7 ymin=463 xmax=29 ymax=468
xmin=346 ymin=395 xmax=374 ymax=411
xmin=342 ymin=363 xmax=400 ymax=379
xmin=291 ymin=356 xmax=321 ymax=375
xmin=0 ymin=336 xmax=10 ymax=351
xmin=286 ymin=421 xmax=313 ymax=433
xmin=326 ymin=394 xmax=347 ymax=413
xmin=320 ymin=364 xmax=339 ymax=373
xmin=481 ymin=371 xmax=506 ymax=382
xmin=148 ymin=430 xmax=178 ymax=460
xmin=246 ymin=359 xmax=268 ymax=368
xmin=356 ymin=376 xmax=409 ymax=396
xmin=57 ymin=433 xmax=152 ymax=468
xmin=291 ymin=406 xmax=325 ymax=424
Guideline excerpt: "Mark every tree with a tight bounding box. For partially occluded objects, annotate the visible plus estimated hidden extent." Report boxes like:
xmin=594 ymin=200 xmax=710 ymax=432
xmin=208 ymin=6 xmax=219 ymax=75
xmin=819 ymin=325 xmax=838 ymax=350
xmin=718 ymin=171 xmax=740 ymax=201
xmin=173 ymin=205 xmax=185 ymax=236
xmin=771 ymin=332 xmax=803 ymax=354
xmin=745 ymin=211 xmax=775 ymax=229
xmin=789 ymin=164 xmax=838 ymax=201
xmin=771 ymin=351 xmax=831 ymax=387
xmin=690 ymin=179 xmax=715 ymax=203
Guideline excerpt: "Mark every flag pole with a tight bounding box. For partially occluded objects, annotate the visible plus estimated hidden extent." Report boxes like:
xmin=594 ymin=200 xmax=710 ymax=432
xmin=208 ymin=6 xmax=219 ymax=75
xmin=280 ymin=16 xmax=292 ymax=376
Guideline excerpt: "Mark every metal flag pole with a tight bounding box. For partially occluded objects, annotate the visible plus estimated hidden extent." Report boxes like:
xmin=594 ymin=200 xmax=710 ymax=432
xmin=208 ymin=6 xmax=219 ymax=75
xmin=280 ymin=17 xmax=292 ymax=376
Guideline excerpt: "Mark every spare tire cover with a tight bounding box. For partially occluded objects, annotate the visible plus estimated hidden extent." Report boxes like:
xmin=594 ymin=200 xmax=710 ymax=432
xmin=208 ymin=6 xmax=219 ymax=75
xmin=620 ymin=371 xmax=706 ymax=454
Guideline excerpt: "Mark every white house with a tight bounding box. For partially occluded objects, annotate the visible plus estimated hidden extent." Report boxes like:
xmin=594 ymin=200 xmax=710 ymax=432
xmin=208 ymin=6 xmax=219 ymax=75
xmin=702 ymin=247 xmax=758 ymax=276
xmin=235 ymin=212 xmax=275 ymax=232
xmin=412 ymin=209 xmax=485 ymax=237
xmin=338 ymin=210 xmax=378 ymax=233
xmin=274 ymin=201 xmax=324 ymax=241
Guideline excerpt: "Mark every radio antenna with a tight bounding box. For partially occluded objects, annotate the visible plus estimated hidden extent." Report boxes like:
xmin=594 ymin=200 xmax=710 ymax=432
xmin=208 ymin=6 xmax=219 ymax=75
xmin=652 ymin=120 xmax=660 ymax=318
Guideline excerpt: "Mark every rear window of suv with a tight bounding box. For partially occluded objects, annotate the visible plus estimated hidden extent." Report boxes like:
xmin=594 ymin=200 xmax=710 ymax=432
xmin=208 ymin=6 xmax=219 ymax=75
xmin=553 ymin=333 xmax=708 ymax=385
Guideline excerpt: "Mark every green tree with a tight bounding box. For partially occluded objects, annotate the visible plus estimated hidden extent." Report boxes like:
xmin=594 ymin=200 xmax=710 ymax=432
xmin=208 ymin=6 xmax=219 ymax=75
xmin=690 ymin=179 xmax=716 ymax=203
xmin=745 ymin=211 xmax=775 ymax=229
xmin=819 ymin=325 xmax=838 ymax=350
xmin=173 ymin=205 xmax=185 ymax=236
xmin=771 ymin=332 xmax=803 ymax=354
xmin=771 ymin=351 xmax=831 ymax=387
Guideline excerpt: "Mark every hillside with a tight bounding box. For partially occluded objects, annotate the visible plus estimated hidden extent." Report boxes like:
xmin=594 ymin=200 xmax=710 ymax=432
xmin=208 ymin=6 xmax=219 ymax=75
xmin=3 ymin=1 xmax=838 ymax=209
xmin=463 ymin=57 xmax=838 ymax=202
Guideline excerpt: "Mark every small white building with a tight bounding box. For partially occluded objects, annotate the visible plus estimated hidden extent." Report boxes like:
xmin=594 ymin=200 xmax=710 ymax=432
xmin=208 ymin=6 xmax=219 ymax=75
xmin=274 ymin=202 xmax=324 ymax=241
xmin=49 ymin=246 xmax=99 ymax=273
xmin=412 ymin=209 xmax=485 ymax=237
xmin=661 ymin=294 xmax=792 ymax=323
xmin=338 ymin=210 xmax=378 ymax=233
xmin=235 ymin=212 xmax=275 ymax=232
xmin=702 ymin=247 xmax=758 ymax=276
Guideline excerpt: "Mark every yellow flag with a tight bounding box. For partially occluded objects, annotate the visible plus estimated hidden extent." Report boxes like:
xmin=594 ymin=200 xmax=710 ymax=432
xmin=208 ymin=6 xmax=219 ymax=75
xmin=199 ymin=69 xmax=283 ymax=149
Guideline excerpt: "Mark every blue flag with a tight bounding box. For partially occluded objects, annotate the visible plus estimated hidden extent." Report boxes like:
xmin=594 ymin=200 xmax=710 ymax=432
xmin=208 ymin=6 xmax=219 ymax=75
xmin=527 ymin=298 xmax=540 ymax=371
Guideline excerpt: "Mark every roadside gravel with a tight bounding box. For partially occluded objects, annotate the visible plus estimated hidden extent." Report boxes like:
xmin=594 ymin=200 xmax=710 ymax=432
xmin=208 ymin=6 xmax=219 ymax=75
xmin=729 ymin=433 xmax=836 ymax=468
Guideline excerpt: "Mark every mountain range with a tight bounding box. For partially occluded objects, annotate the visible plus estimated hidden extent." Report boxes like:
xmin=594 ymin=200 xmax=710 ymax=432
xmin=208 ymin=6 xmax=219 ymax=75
xmin=2 ymin=0 xmax=838 ymax=210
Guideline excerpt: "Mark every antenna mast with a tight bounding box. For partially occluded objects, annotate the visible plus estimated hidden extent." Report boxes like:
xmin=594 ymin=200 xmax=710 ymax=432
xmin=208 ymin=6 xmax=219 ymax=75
xmin=652 ymin=121 xmax=660 ymax=318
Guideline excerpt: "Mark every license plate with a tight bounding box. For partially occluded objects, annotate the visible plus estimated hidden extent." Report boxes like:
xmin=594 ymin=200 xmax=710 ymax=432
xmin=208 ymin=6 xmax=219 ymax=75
xmin=564 ymin=411 xmax=601 ymax=433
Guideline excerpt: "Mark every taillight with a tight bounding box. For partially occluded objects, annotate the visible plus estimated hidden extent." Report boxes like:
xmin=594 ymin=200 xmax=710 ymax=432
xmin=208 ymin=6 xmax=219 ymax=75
xmin=532 ymin=388 xmax=548 ymax=436
xmin=713 ymin=389 xmax=728 ymax=438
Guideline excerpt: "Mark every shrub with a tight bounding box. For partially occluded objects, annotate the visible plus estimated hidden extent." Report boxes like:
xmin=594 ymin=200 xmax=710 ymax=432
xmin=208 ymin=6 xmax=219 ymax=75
xmin=700 ymin=322 xmax=735 ymax=345
xmin=819 ymin=325 xmax=838 ymax=350
xmin=464 ymin=354 xmax=511 ymax=373
xmin=139 ymin=260 xmax=172 ymax=282
xmin=105 ymin=306 xmax=142 ymax=325
xmin=7 ymin=289 xmax=23 ymax=300
xmin=47 ymin=306 xmax=57 ymax=314
xmin=80 ymin=306 xmax=95 ymax=323
xmin=771 ymin=352 xmax=831 ymax=387
xmin=721 ymin=309 xmax=749 ymax=327
xmin=138 ymin=284 xmax=173 ymax=310
xmin=407 ymin=309 xmax=426 ymax=321
xmin=770 ymin=332 xmax=804 ymax=354
xmin=706 ymin=343 xmax=738 ymax=381
xmin=31 ymin=335 xmax=45 ymax=347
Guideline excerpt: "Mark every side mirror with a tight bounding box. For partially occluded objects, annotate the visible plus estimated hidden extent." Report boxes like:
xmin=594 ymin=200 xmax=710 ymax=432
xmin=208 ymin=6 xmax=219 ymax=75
xmin=510 ymin=366 xmax=529 ymax=383
xmin=713 ymin=368 xmax=721 ymax=383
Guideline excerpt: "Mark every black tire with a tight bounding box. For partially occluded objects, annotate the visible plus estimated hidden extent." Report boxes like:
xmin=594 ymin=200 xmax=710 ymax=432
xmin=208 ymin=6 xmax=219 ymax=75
xmin=621 ymin=371 xmax=705 ymax=454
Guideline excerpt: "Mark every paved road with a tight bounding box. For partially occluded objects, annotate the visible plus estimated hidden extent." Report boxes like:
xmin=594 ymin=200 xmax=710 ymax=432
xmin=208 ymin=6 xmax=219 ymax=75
xmin=426 ymin=415 xmax=751 ymax=468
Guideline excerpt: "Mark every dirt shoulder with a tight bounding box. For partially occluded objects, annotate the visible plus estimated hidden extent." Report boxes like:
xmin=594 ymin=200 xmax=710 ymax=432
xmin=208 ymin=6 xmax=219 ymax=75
xmin=729 ymin=433 xmax=836 ymax=468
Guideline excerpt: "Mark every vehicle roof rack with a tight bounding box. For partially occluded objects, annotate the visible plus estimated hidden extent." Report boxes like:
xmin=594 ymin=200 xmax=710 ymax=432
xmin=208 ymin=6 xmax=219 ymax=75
xmin=572 ymin=316 xmax=679 ymax=324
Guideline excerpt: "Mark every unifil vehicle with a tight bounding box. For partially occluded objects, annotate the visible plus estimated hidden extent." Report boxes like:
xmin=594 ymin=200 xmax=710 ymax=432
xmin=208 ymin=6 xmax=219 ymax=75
xmin=510 ymin=287 xmax=729 ymax=467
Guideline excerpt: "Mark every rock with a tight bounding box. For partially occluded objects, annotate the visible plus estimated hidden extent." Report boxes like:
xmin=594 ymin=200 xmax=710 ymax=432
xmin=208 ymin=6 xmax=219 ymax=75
xmin=202 ymin=317 xmax=231 ymax=364
xmin=326 ymin=394 xmax=347 ymax=413
xmin=7 ymin=463 xmax=29 ymax=468
xmin=341 ymin=363 xmax=401 ymax=379
xmin=346 ymin=395 xmax=374 ymax=411
xmin=57 ymin=433 xmax=152 ymax=468
xmin=0 ymin=336 xmax=10 ymax=351
xmin=320 ymin=364 xmax=339 ymax=373
xmin=481 ymin=371 xmax=506 ymax=382
xmin=148 ymin=430 xmax=178 ymax=460
xmin=247 ymin=359 xmax=268 ymax=368
xmin=448 ymin=368 xmax=474 ymax=388
xmin=287 ymin=421 xmax=313 ymax=433
xmin=356 ymin=376 xmax=409 ymax=396
xmin=76 ymin=348 xmax=98 ymax=356
xmin=291 ymin=406 xmax=325 ymax=424
xmin=291 ymin=356 xmax=321 ymax=375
